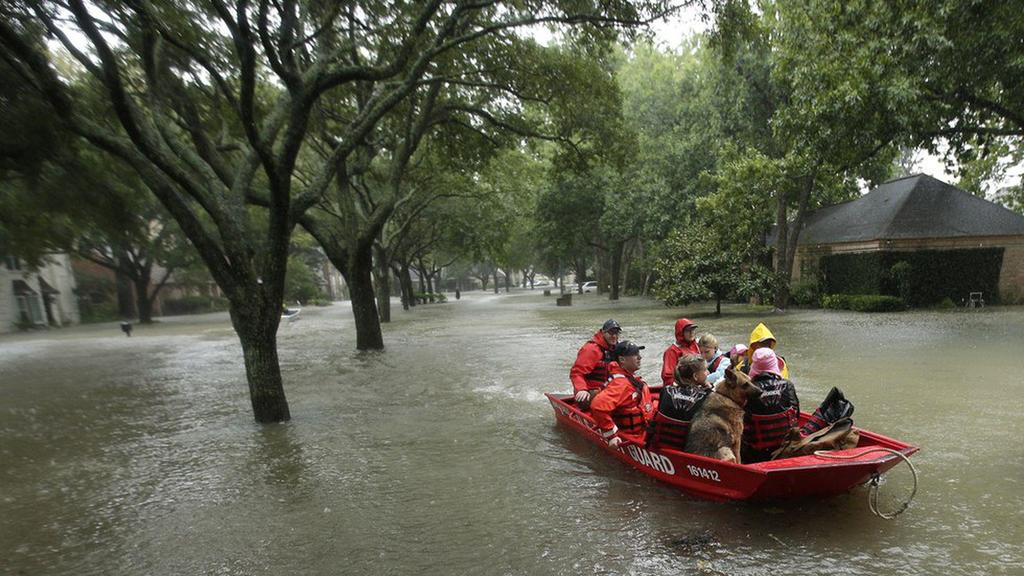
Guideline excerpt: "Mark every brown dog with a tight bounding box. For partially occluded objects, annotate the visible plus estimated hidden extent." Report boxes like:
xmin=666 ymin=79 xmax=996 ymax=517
xmin=684 ymin=368 xmax=763 ymax=463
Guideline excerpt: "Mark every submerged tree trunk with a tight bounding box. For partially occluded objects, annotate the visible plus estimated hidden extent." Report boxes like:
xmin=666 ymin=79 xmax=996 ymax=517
xmin=348 ymin=243 xmax=385 ymax=348
xmin=609 ymin=241 xmax=624 ymax=301
xmin=402 ymin=264 xmax=416 ymax=307
xmin=115 ymin=264 xmax=135 ymax=319
xmin=493 ymin=269 xmax=499 ymax=294
xmin=230 ymin=300 xmax=290 ymax=423
xmin=773 ymin=172 xmax=817 ymax=311
xmin=133 ymin=276 xmax=154 ymax=324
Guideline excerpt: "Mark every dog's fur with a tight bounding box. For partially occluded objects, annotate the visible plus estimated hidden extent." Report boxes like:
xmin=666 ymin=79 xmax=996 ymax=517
xmin=684 ymin=368 xmax=763 ymax=464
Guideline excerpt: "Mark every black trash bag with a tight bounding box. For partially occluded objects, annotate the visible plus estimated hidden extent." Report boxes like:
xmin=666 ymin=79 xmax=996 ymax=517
xmin=800 ymin=386 xmax=854 ymax=435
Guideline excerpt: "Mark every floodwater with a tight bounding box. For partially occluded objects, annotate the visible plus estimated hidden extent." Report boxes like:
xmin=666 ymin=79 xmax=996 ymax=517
xmin=1 ymin=291 xmax=1022 ymax=576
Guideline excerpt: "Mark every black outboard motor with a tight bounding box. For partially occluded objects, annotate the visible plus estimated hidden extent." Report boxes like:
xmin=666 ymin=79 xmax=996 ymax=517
xmin=120 ymin=321 xmax=133 ymax=337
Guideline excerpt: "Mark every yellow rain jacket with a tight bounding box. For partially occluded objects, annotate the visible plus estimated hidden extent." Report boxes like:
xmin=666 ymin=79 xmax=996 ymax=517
xmin=739 ymin=323 xmax=790 ymax=378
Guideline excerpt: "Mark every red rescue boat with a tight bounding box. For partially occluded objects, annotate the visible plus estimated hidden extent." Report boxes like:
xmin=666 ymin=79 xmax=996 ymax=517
xmin=546 ymin=391 xmax=919 ymax=502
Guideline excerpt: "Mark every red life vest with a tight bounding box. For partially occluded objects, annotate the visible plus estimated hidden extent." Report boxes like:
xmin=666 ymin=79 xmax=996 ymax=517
xmin=708 ymin=353 xmax=725 ymax=373
xmin=584 ymin=347 xmax=614 ymax=389
xmin=607 ymin=372 xmax=653 ymax=437
xmin=743 ymin=374 xmax=800 ymax=459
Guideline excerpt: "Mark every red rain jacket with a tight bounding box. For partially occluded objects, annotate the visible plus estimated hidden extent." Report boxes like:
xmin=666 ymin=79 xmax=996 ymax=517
xmin=660 ymin=318 xmax=700 ymax=386
xmin=569 ymin=331 xmax=615 ymax=393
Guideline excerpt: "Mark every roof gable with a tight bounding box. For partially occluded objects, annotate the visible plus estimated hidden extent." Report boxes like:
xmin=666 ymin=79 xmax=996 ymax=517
xmin=798 ymin=174 xmax=1024 ymax=245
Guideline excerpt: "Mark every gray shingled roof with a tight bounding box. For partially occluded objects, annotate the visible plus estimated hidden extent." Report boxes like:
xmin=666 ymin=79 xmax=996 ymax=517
xmin=798 ymin=174 xmax=1024 ymax=245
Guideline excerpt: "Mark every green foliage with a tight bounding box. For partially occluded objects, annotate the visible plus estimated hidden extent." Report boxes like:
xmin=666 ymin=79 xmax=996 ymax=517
xmin=889 ymin=260 xmax=913 ymax=303
xmin=78 ymin=301 xmax=120 ymax=324
xmin=413 ymin=292 xmax=447 ymax=304
xmin=162 ymin=296 xmax=230 ymax=316
xmin=789 ymin=279 xmax=820 ymax=307
xmin=652 ymin=225 xmax=771 ymax=307
xmin=821 ymin=249 xmax=1004 ymax=306
xmin=284 ymin=257 xmax=323 ymax=305
xmin=821 ymin=294 xmax=906 ymax=312
xmin=935 ymin=297 xmax=957 ymax=310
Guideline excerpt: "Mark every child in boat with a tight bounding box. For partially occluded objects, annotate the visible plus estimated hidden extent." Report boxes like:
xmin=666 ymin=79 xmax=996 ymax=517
xmin=697 ymin=334 xmax=730 ymax=386
xmin=660 ymin=318 xmax=699 ymax=387
xmin=728 ymin=344 xmax=747 ymax=369
xmin=591 ymin=341 xmax=654 ymax=447
xmin=673 ymin=353 xmax=710 ymax=389
xmin=647 ymin=354 xmax=711 ymax=452
xmin=736 ymin=323 xmax=789 ymax=378
xmin=743 ymin=347 xmax=800 ymax=462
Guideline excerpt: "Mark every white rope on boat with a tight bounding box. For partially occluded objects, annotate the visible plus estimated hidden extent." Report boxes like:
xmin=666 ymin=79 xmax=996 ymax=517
xmin=813 ymin=447 xmax=918 ymax=519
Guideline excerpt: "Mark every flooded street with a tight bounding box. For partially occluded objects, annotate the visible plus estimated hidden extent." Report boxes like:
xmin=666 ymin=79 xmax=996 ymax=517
xmin=2 ymin=291 xmax=1022 ymax=575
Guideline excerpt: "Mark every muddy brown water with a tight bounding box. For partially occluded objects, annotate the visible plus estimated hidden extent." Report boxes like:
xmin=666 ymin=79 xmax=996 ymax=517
xmin=1 ymin=291 xmax=1022 ymax=575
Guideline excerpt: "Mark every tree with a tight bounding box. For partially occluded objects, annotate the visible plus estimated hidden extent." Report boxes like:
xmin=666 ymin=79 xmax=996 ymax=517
xmin=0 ymin=0 xmax=673 ymax=422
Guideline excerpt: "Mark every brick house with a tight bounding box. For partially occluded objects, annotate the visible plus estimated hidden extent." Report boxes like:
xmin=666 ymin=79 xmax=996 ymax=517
xmin=792 ymin=174 xmax=1024 ymax=304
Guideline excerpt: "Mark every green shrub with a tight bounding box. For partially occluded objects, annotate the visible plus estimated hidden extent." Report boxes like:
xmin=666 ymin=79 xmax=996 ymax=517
xmin=821 ymin=248 xmax=1003 ymax=306
xmin=311 ymin=298 xmax=331 ymax=307
xmin=848 ymin=294 xmax=906 ymax=312
xmin=935 ymin=297 xmax=956 ymax=310
xmin=79 ymin=301 xmax=120 ymax=324
xmin=820 ymin=293 xmax=851 ymax=309
xmin=821 ymin=293 xmax=905 ymax=312
xmin=163 ymin=295 xmax=230 ymax=315
xmin=790 ymin=280 xmax=820 ymax=307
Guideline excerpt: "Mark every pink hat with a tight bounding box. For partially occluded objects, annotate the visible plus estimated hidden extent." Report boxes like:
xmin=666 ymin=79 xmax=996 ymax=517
xmin=728 ymin=344 xmax=748 ymax=357
xmin=749 ymin=348 xmax=781 ymax=379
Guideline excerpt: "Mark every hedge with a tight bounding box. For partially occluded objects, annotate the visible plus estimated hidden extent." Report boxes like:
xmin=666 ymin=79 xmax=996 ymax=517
xmin=820 ymin=248 xmax=1004 ymax=306
xmin=821 ymin=294 xmax=907 ymax=312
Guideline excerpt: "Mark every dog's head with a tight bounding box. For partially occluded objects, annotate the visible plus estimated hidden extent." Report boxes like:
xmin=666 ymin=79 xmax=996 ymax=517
xmin=719 ymin=367 xmax=763 ymax=407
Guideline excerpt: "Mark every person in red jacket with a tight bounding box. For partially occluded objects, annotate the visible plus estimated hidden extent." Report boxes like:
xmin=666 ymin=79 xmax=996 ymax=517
xmin=591 ymin=340 xmax=654 ymax=447
xmin=569 ymin=319 xmax=621 ymax=409
xmin=660 ymin=318 xmax=699 ymax=386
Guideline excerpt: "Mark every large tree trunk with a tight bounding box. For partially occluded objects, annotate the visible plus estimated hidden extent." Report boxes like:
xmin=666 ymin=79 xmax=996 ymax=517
xmin=115 ymin=263 xmax=135 ymax=319
xmin=393 ymin=264 xmax=410 ymax=310
xmin=229 ymin=302 xmax=290 ymax=423
xmin=348 ymin=244 xmax=384 ymax=349
xmin=504 ymin=271 xmax=511 ymax=293
xmin=401 ymin=264 xmax=416 ymax=307
xmin=493 ymin=269 xmax=499 ymax=294
xmin=773 ymin=173 xmax=817 ymax=311
xmin=133 ymin=276 xmax=154 ymax=324
xmin=609 ymin=241 xmax=623 ymax=301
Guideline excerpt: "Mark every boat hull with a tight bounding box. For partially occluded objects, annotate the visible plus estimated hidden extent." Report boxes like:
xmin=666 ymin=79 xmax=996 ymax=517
xmin=546 ymin=392 xmax=918 ymax=502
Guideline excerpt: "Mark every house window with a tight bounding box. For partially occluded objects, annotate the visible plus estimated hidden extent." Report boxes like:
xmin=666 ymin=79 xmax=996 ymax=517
xmin=4 ymin=256 xmax=19 ymax=271
xmin=16 ymin=294 xmax=45 ymax=325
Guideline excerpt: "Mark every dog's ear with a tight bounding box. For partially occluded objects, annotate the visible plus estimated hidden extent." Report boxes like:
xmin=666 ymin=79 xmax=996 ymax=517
xmin=724 ymin=368 xmax=737 ymax=384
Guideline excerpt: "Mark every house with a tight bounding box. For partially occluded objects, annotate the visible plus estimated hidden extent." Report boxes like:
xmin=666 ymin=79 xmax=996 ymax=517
xmin=1 ymin=254 xmax=80 ymax=333
xmin=792 ymin=174 xmax=1024 ymax=304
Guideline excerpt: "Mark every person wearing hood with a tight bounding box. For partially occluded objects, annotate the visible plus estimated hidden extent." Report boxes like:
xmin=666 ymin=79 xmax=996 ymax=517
xmin=737 ymin=322 xmax=789 ymax=378
xmin=660 ymin=318 xmax=700 ymax=386
xmin=591 ymin=341 xmax=654 ymax=447
xmin=569 ymin=319 xmax=621 ymax=409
